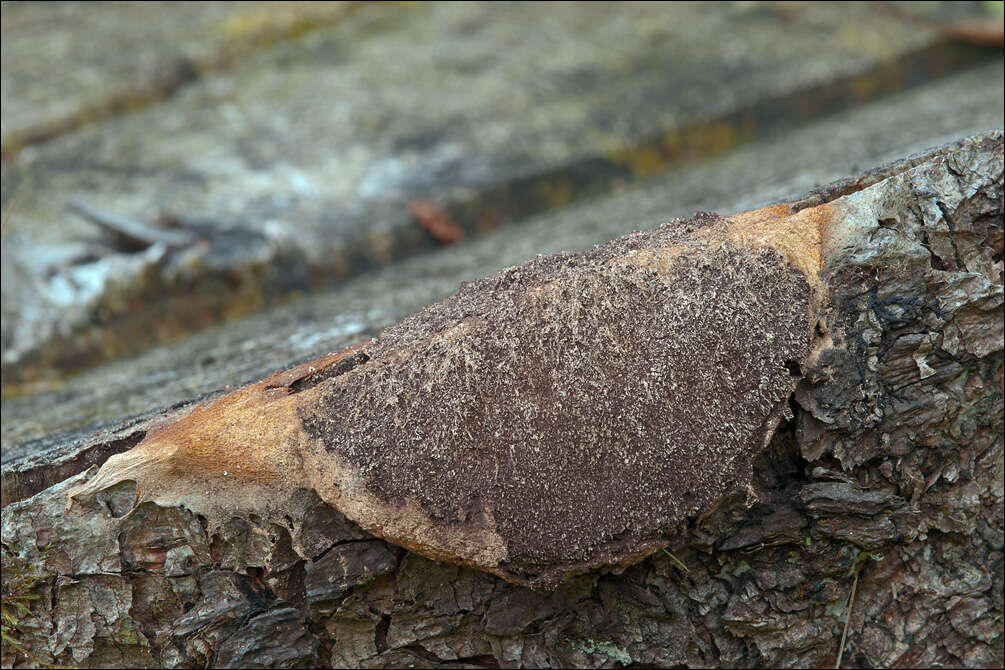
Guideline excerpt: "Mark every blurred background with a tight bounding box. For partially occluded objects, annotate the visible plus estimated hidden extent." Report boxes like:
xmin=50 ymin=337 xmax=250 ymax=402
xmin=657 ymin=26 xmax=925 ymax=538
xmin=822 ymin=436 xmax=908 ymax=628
xmin=1 ymin=1 xmax=1003 ymax=454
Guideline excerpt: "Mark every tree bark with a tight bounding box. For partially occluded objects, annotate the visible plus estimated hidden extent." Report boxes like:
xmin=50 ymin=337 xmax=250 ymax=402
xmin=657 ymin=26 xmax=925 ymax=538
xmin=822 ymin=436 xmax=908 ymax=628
xmin=2 ymin=130 xmax=1002 ymax=669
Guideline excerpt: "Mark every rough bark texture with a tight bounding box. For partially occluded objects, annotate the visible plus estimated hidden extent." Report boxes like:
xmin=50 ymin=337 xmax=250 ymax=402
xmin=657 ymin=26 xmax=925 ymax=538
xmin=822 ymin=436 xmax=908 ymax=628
xmin=2 ymin=130 xmax=1002 ymax=668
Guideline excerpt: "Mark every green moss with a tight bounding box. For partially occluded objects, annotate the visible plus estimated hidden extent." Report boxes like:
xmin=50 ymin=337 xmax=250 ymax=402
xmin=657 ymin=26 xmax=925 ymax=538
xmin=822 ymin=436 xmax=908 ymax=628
xmin=1 ymin=551 xmax=41 ymax=648
xmin=0 ymin=546 xmax=69 ymax=668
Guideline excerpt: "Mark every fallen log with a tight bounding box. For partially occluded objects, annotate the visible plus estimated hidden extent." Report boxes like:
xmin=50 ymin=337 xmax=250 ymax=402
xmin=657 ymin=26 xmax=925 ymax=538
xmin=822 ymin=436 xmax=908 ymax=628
xmin=2 ymin=129 xmax=1002 ymax=668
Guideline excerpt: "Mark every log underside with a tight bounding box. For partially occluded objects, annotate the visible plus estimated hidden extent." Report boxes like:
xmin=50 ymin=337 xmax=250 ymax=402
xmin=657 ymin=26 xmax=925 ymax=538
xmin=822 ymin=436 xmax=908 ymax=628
xmin=2 ymin=131 xmax=1003 ymax=668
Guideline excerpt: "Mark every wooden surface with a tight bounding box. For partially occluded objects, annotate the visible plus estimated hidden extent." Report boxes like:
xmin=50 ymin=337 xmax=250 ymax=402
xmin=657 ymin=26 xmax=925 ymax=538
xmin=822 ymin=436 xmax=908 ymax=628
xmin=2 ymin=2 xmax=1001 ymax=385
xmin=1 ymin=57 xmax=1002 ymax=455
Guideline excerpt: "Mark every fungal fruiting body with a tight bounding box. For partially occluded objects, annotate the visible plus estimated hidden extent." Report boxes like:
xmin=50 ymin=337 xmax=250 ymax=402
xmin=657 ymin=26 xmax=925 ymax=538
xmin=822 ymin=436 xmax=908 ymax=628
xmin=71 ymin=207 xmax=830 ymax=587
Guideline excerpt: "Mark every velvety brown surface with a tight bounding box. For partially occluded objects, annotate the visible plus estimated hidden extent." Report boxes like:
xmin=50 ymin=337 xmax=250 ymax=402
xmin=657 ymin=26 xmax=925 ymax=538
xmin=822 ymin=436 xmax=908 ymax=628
xmin=301 ymin=212 xmax=813 ymax=583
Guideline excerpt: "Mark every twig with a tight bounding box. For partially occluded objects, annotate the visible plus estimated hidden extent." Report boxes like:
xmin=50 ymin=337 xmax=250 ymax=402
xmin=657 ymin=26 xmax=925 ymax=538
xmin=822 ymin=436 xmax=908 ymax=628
xmin=662 ymin=548 xmax=689 ymax=573
xmin=1 ymin=197 xmax=15 ymax=237
xmin=835 ymin=562 xmax=861 ymax=669
xmin=67 ymin=198 xmax=196 ymax=249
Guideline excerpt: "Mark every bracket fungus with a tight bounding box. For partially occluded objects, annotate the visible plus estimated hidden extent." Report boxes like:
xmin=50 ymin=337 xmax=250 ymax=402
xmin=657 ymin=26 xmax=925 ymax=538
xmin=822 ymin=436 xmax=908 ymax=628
xmin=71 ymin=207 xmax=836 ymax=588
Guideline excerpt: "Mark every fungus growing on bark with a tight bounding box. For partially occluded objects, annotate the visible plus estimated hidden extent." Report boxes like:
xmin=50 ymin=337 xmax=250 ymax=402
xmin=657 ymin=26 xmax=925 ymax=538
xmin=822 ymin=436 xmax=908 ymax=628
xmin=71 ymin=208 xmax=828 ymax=587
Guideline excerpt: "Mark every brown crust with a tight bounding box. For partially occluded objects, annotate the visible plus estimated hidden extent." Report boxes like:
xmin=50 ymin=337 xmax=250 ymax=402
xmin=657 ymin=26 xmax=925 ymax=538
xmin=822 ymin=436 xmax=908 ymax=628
xmin=300 ymin=212 xmax=814 ymax=586
xmin=70 ymin=208 xmax=822 ymax=587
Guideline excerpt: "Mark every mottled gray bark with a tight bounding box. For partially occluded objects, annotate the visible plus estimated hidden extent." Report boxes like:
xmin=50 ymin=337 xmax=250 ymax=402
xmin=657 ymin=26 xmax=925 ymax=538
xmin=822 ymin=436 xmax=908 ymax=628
xmin=2 ymin=130 xmax=1002 ymax=669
